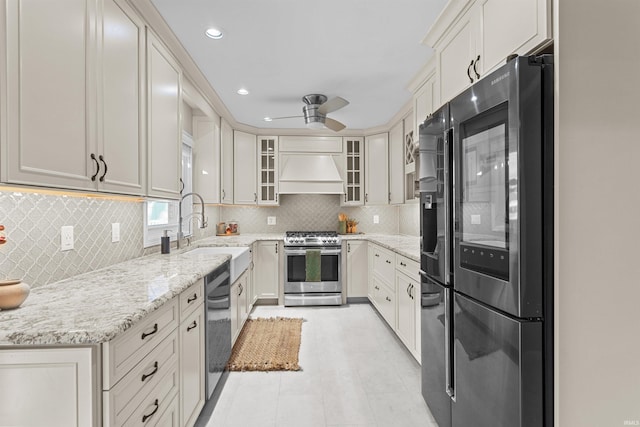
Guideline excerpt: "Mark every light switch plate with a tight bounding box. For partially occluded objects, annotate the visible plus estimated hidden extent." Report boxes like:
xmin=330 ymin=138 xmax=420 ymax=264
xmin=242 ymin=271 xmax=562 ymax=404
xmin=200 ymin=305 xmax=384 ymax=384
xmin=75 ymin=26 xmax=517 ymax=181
xmin=60 ymin=226 xmax=74 ymax=251
xmin=267 ymin=216 xmax=277 ymax=225
xmin=373 ymin=215 xmax=380 ymax=224
xmin=112 ymin=223 xmax=120 ymax=243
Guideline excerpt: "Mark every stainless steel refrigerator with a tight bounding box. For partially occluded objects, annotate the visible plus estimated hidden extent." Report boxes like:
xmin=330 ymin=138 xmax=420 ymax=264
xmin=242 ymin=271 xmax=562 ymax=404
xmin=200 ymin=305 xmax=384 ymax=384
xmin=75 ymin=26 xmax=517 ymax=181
xmin=420 ymin=55 xmax=554 ymax=427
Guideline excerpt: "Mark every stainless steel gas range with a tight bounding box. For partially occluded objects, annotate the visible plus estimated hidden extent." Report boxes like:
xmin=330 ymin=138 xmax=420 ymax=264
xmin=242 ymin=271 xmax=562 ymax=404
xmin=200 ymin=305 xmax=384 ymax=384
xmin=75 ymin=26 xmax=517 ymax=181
xmin=283 ymin=231 xmax=342 ymax=306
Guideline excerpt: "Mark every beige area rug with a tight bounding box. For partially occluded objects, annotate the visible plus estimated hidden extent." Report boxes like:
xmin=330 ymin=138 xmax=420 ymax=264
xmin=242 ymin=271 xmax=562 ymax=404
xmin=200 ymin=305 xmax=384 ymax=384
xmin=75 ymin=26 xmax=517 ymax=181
xmin=227 ymin=317 xmax=304 ymax=371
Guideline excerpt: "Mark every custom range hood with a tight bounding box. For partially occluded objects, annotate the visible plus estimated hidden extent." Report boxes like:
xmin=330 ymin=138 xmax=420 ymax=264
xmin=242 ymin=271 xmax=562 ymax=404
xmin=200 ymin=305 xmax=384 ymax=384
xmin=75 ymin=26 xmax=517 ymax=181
xmin=278 ymin=154 xmax=344 ymax=194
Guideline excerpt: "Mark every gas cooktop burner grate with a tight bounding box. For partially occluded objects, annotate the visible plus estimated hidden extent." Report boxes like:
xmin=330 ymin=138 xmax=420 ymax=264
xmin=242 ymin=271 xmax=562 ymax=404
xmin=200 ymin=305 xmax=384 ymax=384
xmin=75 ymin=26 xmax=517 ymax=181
xmin=284 ymin=231 xmax=342 ymax=247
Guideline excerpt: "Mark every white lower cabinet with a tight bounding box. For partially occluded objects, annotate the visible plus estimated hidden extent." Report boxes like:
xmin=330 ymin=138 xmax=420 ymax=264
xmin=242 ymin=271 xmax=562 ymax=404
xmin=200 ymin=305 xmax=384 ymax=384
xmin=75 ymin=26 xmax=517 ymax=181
xmin=102 ymin=281 xmax=206 ymax=427
xmin=254 ymin=241 xmax=280 ymax=300
xmin=179 ymin=299 xmax=205 ymax=426
xmin=0 ymin=347 xmax=99 ymax=427
xmin=231 ymin=270 xmax=250 ymax=344
xmin=368 ymin=243 xmax=421 ymax=362
xmin=346 ymin=240 xmax=368 ymax=299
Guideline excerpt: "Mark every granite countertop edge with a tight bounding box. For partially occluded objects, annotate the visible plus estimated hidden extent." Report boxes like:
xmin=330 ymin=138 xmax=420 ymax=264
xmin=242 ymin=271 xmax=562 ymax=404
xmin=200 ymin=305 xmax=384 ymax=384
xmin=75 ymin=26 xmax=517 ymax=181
xmin=0 ymin=233 xmax=417 ymax=347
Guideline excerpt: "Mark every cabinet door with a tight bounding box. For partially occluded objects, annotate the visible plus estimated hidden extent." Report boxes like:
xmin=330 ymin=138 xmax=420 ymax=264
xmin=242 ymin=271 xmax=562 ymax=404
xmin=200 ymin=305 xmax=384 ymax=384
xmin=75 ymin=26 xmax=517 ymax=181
xmin=404 ymin=114 xmax=419 ymax=202
xmin=99 ymin=0 xmax=145 ymax=195
xmin=0 ymin=347 xmax=98 ymax=426
xmin=389 ymin=121 xmax=404 ymax=205
xmin=414 ymin=76 xmax=435 ymax=132
xmin=478 ymin=0 xmax=552 ymax=75
xmin=4 ymin=0 xmax=96 ymax=190
xmin=230 ymin=281 xmax=239 ymax=342
xmin=180 ymin=306 xmax=205 ymax=427
xmin=342 ymin=137 xmax=364 ymax=206
xmin=220 ymin=118 xmax=234 ymax=204
xmin=255 ymin=241 xmax=279 ymax=299
xmin=237 ymin=272 xmax=249 ymax=328
xmin=233 ymin=130 xmax=257 ymax=205
xmin=147 ymin=31 xmax=182 ymax=199
xmin=437 ymin=9 xmax=477 ymax=105
xmin=346 ymin=241 xmax=368 ymax=298
xmin=396 ymin=271 xmax=417 ymax=353
xmin=364 ymin=133 xmax=389 ymax=205
xmin=193 ymin=117 xmax=221 ymax=203
xmin=257 ymin=136 xmax=279 ymax=205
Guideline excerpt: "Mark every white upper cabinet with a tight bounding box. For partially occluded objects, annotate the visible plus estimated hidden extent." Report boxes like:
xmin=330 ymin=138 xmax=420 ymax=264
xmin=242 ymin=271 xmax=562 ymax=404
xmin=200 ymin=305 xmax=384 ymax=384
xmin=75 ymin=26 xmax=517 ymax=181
xmin=3 ymin=0 xmax=145 ymax=195
xmin=364 ymin=133 xmax=389 ymax=205
xmin=342 ymin=137 xmax=364 ymax=206
xmin=99 ymin=0 xmax=146 ymax=195
xmin=146 ymin=30 xmax=182 ymax=199
xmin=233 ymin=130 xmax=257 ymax=205
xmin=425 ymin=0 xmax=552 ymax=105
xmin=257 ymin=136 xmax=279 ymax=205
xmin=4 ymin=0 xmax=94 ymax=190
xmin=388 ymin=121 xmax=404 ymax=205
xmin=193 ymin=117 xmax=221 ymax=203
xmin=220 ymin=118 xmax=234 ymax=204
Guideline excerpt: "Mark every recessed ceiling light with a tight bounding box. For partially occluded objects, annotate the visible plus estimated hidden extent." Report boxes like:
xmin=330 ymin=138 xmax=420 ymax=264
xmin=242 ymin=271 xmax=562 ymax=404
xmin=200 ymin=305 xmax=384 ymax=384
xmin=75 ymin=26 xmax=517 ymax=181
xmin=237 ymin=88 xmax=249 ymax=95
xmin=205 ymin=28 xmax=223 ymax=39
xmin=263 ymin=117 xmax=273 ymax=122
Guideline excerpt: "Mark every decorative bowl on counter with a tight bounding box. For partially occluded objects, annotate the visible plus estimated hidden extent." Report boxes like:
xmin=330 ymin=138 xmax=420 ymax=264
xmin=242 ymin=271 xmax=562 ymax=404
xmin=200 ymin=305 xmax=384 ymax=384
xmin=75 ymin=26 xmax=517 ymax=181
xmin=0 ymin=279 xmax=31 ymax=310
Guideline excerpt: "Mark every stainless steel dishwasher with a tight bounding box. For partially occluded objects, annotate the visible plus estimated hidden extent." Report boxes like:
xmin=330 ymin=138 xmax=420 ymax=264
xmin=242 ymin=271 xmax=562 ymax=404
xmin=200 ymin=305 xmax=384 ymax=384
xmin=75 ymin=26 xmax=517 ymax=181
xmin=203 ymin=261 xmax=231 ymax=400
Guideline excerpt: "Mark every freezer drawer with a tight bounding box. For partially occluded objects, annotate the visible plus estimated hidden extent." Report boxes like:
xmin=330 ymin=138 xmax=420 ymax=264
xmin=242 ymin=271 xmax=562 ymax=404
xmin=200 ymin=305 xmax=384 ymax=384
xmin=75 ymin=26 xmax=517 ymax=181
xmin=453 ymin=292 xmax=543 ymax=427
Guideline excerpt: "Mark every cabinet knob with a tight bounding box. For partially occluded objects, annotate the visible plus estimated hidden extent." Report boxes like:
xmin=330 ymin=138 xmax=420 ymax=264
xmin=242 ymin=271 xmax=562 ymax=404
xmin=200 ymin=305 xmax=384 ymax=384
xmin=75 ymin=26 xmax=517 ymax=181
xmin=141 ymin=361 xmax=159 ymax=382
xmin=187 ymin=320 xmax=198 ymax=331
xmin=254 ymin=193 xmax=257 ymax=203
xmin=467 ymin=60 xmax=474 ymax=84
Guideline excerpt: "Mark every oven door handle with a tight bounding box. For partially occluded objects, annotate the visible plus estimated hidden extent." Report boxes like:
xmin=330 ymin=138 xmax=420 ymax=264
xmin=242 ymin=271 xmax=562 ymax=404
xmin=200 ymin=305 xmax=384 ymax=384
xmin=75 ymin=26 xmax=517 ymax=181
xmin=284 ymin=248 xmax=342 ymax=256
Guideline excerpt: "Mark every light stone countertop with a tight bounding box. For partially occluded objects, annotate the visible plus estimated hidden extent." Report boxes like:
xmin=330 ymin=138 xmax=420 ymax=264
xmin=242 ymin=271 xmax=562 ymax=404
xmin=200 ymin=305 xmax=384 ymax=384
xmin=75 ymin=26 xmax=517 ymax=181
xmin=0 ymin=233 xmax=418 ymax=346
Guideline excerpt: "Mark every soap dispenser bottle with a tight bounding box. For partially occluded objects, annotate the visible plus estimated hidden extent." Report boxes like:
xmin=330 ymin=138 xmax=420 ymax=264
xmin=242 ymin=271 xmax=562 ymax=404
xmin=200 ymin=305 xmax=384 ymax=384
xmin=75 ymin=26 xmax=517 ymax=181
xmin=161 ymin=230 xmax=171 ymax=254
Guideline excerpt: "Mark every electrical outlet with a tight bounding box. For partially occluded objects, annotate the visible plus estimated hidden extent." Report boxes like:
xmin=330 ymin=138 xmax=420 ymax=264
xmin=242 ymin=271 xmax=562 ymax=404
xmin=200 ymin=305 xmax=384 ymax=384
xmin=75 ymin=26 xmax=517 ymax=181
xmin=267 ymin=216 xmax=277 ymax=225
xmin=60 ymin=226 xmax=74 ymax=251
xmin=112 ymin=223 xmax=120 ymax=243
xmin=373 ymin=215 xmax=380 ymax=224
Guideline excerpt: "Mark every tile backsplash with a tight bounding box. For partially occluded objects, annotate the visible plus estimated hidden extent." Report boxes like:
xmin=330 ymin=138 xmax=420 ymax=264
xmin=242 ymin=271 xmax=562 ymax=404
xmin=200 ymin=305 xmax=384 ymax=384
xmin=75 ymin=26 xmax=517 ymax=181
xmin=1 ymin=190 xmax=417 ymax=289
xmin=221 ymin=194 xmax=399 ymax=234
xmin=0 ymin=189 xmax=144 ymax=288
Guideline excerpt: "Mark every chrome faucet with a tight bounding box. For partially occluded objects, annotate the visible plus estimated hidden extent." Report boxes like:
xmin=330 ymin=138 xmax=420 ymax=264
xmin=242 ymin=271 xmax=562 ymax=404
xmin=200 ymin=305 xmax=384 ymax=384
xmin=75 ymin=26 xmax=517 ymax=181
xmin=178 ymin=192 xmax=208 ymax=249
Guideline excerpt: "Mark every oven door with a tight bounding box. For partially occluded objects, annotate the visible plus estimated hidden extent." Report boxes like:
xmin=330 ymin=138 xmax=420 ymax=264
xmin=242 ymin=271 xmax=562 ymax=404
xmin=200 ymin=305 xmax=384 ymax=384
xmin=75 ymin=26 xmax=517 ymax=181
xmin=451 ymin=56 xmax=546 ymax=319
xmin=284 ymin=247 xmax=342 ymax=293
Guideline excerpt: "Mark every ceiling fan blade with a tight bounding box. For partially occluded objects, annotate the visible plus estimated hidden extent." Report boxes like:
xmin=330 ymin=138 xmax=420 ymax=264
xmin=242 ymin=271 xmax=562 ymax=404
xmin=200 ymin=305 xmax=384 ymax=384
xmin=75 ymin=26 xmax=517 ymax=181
xmin=267 ymin=115 xmax=304 ymax=121
xmin=324 ymin=117 xmax=346 ymax=132
xmin=318 ymin=96 xmax=349 ymax=114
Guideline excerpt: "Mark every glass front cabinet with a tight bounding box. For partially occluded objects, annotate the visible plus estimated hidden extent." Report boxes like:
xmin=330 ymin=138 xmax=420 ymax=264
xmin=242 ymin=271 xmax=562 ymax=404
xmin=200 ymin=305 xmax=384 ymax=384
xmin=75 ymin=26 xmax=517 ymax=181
xmin=257 ymin=136 xmax=279 ymax=205
xmin=342 ymin=137 xmax=364 ymax=206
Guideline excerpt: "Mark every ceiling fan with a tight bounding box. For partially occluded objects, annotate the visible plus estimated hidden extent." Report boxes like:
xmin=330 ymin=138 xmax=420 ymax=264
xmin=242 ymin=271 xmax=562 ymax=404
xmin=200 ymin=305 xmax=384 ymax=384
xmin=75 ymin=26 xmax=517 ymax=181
xmin=267 ymin=94 xmax=349 ymax=132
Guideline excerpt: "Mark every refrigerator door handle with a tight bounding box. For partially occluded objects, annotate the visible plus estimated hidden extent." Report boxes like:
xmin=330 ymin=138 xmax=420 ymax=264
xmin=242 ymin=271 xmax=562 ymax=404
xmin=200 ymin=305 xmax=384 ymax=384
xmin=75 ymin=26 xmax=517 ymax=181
xmin=445 ymin=289 xmax=456 ymax=401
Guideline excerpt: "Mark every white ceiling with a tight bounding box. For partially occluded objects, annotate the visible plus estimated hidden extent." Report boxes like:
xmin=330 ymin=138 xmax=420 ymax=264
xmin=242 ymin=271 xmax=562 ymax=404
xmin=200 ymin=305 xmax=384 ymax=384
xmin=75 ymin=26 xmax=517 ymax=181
xmin=149 ymin=0 xmax=447 ymax=131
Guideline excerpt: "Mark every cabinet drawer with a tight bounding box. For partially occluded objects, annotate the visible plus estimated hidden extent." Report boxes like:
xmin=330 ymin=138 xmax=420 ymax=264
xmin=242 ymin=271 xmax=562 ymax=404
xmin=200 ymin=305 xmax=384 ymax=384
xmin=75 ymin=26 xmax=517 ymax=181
xmin=121 ymin=358 xmax=179 ymax=427
xmin=396 ymin=254 xmax=419 ymax=279
xmin=371 ymin=244 xmax=395 ymax=285
xmin=103 ymin=330 xmax=179 ymax=427
xmin=102 ymin=298 xmax=179 ymax=389
xmin=180 ymin=278 xmax=204 ymax=320
xmin=377 ymin=281 xmax=396 ymax=329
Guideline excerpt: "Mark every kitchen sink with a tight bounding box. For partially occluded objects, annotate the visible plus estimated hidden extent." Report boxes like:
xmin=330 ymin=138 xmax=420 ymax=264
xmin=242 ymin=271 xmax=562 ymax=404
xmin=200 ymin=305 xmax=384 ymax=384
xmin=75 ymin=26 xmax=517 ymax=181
xmin=186 ymin=246 xmax=250 ymax=283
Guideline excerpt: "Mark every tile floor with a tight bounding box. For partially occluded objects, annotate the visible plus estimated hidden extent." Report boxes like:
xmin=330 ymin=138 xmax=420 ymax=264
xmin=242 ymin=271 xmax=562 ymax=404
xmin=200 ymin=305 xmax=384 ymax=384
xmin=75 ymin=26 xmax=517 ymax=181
xmin=203 ymin=303 xmax=438 ymax=427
